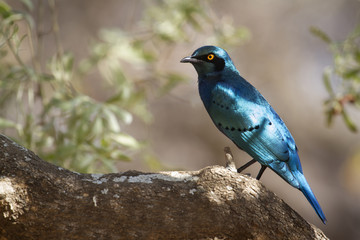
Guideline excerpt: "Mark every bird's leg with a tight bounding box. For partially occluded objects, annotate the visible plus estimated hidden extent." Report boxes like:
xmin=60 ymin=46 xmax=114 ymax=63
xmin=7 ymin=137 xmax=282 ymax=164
xmin=256 ymin=165 xmax=267 ymax=180
xmin=237 ymin=159 xmax=257 ymax=173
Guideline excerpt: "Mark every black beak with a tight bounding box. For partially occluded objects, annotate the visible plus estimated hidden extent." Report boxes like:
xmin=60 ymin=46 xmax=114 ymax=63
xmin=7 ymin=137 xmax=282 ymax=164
xmin=180 ymin=56 xmax=200 ymax=63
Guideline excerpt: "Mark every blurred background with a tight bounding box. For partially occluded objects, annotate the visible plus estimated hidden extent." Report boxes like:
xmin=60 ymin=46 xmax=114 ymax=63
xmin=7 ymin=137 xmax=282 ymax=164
xmin=1 ymin=0 xmax=360 ymax=239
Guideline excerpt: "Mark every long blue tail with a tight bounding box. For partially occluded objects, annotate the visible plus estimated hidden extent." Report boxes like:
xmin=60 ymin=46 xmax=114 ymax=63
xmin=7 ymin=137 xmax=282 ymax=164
xmin=297 ymin=173 xmax=327 ymax=224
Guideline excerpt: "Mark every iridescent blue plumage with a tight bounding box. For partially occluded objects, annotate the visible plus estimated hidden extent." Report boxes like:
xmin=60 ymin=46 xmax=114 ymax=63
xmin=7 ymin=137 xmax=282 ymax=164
xmin=181 ymin=45 xmax=326 ymax=224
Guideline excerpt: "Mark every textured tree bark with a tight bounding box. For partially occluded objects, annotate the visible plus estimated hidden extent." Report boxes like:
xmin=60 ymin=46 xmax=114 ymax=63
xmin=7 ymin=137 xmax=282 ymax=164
xmin=0 ymin=134 xmax=328 ymax=240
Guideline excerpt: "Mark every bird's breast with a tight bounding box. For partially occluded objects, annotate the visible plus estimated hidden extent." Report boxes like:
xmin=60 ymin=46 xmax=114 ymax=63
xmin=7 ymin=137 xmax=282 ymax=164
xmin=206 ymin=84 xmax=264 ymax=128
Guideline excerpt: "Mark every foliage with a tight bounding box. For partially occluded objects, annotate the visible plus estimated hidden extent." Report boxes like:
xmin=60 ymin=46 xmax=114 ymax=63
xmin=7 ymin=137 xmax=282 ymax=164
xmin=311 ymin=26 xmax=360 ymax=132
xmin=0 ymin=0 xmax=250 ymax=172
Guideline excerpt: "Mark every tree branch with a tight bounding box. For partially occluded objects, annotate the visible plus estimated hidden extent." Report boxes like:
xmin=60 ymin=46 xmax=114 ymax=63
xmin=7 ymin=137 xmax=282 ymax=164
xmin=0 ymin=134 xmax=328 ymax=240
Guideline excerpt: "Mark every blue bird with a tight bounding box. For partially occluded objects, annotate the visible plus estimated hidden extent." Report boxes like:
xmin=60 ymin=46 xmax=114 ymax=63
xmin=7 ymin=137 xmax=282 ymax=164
xmin=181 ymin=45 xmax=326 ymax=224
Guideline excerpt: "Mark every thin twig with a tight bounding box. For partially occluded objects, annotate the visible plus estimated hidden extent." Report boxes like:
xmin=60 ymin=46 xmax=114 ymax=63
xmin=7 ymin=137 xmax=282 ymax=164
xmin=224 ymin=146 xmax=237 ymax=172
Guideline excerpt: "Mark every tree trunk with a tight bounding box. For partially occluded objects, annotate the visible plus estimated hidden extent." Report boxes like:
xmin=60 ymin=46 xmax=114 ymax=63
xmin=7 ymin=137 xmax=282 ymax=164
xmin=0 ymin=134 xmax=327 ymax=240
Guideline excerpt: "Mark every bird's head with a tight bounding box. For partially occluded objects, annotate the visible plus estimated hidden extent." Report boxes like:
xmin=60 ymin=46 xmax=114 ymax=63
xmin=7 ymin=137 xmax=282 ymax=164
xmin=180 ymin=45 xmax=235 ymax=78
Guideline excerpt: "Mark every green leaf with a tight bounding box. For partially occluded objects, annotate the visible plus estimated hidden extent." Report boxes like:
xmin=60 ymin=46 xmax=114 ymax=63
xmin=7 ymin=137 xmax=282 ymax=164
xmin=105 ymin=93 xmax=123 ymax=104
xmin=110 ymin=133 xmax=140 ymax=148
xmin=0 ymin=117 xmax=19 ymax=129
xmin=1 ymin=13 xmax=23 ymax=25
xmin=20 ymin=0 xmax=34 ymax=11
xmin=325 ymin=109 xmax=334 ymax=127
xmin=63 ymin=52 xmax=74 ymax=72
xmin=343 ymin=68 xmax=360 ymax=79
xmin=110 ymin=150 xmax=131 ymax=162
xmin=22 ymin=11 xmax=35 ymax=29
xmin=106 ymin=104 xmax=133 ymax=125
xmin=353 ymin=49 xmax=360 ymax=65
xmin=0 ymin=1 xmax=12 ymax=19
xmin=341 ymin=109 xmax=357 ymax=132
xmin=16 ymin=34 xmax=28 ymax=52
xmin=310 ymin=26 xmax=332 ymax=44
xmin=323 ymin=68 xmax=334 ymax=96
xmin=102 ymin=108 xmax=121 ymax=132
xmin=48 ymin=53 xmax=74 ymax=82
xmin=91 ymin=117 xmax=103 ymax=137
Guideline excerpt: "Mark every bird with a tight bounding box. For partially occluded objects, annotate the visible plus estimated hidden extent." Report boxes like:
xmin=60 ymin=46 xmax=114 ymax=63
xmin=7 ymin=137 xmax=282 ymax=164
xmin=180 ymin=45 xmax=326 ymax=224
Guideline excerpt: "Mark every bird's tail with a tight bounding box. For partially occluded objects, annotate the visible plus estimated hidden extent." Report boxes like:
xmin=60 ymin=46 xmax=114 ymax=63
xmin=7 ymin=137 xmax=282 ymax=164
xmin=296 ymin=173 xmax=327 ymax=224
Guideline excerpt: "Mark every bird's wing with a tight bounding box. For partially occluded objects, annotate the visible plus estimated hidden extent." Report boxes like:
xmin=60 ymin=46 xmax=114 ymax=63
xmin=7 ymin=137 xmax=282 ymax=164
xmin=208 ymin=82 xmax=294 ymax=163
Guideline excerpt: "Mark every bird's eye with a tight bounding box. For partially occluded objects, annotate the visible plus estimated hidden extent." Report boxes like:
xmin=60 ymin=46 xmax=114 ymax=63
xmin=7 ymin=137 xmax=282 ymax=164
xmin=207 ymin=54 xmax=215 ymax=61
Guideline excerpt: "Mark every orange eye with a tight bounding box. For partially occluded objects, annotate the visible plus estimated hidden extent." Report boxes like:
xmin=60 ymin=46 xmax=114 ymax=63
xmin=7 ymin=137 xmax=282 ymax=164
xmin=207 ymin=54 xmax=214 ymax=61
